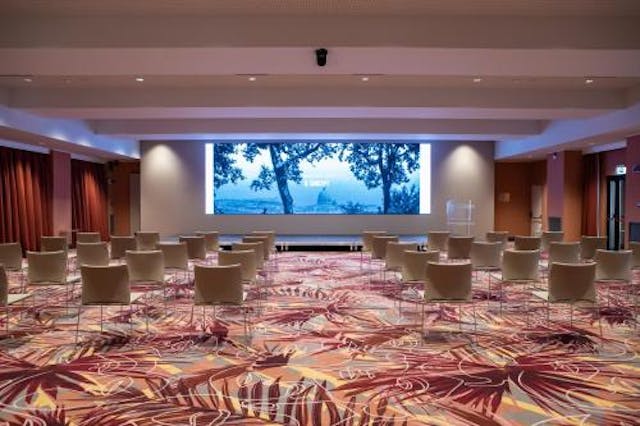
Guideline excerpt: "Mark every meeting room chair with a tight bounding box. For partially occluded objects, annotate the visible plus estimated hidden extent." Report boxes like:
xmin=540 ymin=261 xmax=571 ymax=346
xmin=179 ymin=236 xmax=207 ymax=260
xmin=486 ymin=231 xmax=509 ymax=250
xmin=76 ymin=264 xmax=147 ymax=343
xmin=580 ymin=235 xmax=606 ymax=261
xmin=595 ymin=250 xmax=632 ymax=297
xmin=40 ymin=236 xmax=68 ymax=253
xmin=1 ymin=265 xmax=32 ymax=333
xmin=0 ymin=242 xmax=24 ymax=286
xmin=110 ymin=236 xmax=137 ymax=261
xmin=27 ymin=250 xmax=67 ymax=286
xmin=447 ymin=236 xmax=474 ymax=260
xmin=125 ymin=250 xmax=165 ymax=284
xmin=383 ymin=242 xmax=417 ymax=282
xmin=514 ymin=235 xmax=541 ymax=251
xmin=233 ymin=242 xmax=265 ymax=270
xmin=135 ymin=231 xmax=160 ymax=251
xmin=541 ymin=231 xmax=564 ymax=252
xmin=470 ymin=241 xmax=502 ymax=294
xmin=76 ymin=232 xmax=101 ymax=244
xmin=420 ymin=262 xmax=476 ymax=338
xmin=156 ymin=242 xmax=189 ymax=278
xmin=427 ymin=231 xmax=450 ymax=252
xmin=218 ymin=249 xmax=257 ymax=284
xmin=76 ymin=242 xmax=110 ymax=267
xmin=500 ymin=249 xmax=540 ymax=314
xmin=243 ymin=235 xmax=270 ymax=260
xmin=361 ymin=231 xmax=387 ymax=268
xmin=399 ymin=249 xmax=439 ymax=315
xmin=192 ymin=263 xmax=249 ymax=342
xmin=631 ymin=242 xmax=640 ymax=269
xmin=195 ymin=231 xmax=220 ymax=252
xmin=548 ymin=242 xmax=581 ymax=264
xmin=531 ymin=262 xmax=601 ymax=335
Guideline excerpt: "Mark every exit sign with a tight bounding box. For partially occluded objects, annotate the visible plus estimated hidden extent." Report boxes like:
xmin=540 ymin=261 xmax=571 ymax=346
xmin=615 ymin=165 xmax=627 ymax=175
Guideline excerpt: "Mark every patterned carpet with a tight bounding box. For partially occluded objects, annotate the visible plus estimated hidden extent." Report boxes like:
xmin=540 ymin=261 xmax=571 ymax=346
xmin=1 ymin=251 xmax=640 ymax=425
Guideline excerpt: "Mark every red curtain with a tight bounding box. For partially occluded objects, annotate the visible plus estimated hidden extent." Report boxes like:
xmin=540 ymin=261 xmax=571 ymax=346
xmin=0 ymin=146 xmax=53 ymax=251
xmin=71 ymin=159 xmax=109 ymax=241
xmin=582 ymin=153 xmax=599 ymax=236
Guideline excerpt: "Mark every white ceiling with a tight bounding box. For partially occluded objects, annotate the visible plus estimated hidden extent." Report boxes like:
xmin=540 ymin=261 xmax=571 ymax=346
xmin=0 ymin=1 xmax=639 ymax=160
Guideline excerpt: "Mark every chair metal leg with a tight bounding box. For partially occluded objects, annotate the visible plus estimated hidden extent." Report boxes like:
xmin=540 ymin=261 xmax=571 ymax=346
xmin=5 ymin=304 xmax=9 ymax=333
xmin=100 ymin=305 xmax=104 ymax=333
xmin=75 ymin=305 xmax=82 ymax=344
xmin=420 ymin=303 xmax=425 ymax=344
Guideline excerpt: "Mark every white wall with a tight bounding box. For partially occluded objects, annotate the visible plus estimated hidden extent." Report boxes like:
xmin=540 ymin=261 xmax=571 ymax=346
xmin=140 ymin=140 xmax=494 ymax=236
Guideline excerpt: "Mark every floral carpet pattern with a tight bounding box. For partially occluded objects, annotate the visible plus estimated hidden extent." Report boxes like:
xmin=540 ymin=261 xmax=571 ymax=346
xmin=1 ymin=251 xmax=640 ymax=425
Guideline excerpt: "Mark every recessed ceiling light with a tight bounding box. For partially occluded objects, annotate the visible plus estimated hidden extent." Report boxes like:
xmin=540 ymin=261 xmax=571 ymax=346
xmin=135 ymin=76 xmax=145 ymax=82
xmin=361 ymin=76 xmax=369 ymax=82
xmin=64 ymin=78 xmax=72 ymax=84
xmin=23 ymin=77 xmax=33 ymax=83
xmin=473 ymin=77 xmax=483 ymax=83
xmin=248 ymin=76 xmax=257 ymax=82
xmin=585 ymin=78 xmax=594 ymax=84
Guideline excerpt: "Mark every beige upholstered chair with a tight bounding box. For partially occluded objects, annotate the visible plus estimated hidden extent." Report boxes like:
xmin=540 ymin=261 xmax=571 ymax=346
xmin=251 ymin=231 xmax=277 ymax=254
xmin=193 ymin=263 xmax=249 ymax=340
xmin=470 ymin=241 xmax=502 ymax=292
xmin=420 ymin=262 xmax=475 ymax=335
xmin=27 ymin=250 xmax=67 ymax=285
xmin=385 ymin=242 xmax=418 ymax=272
xmin=447 ymin=236 xmax=474 ymax=260
xmin=595 ymin=249 xmax=632 ymax=282
xmin=402 ymin=250 xmax=440 ymax=283
xmin=218 ymin=250 xmax=257 ymax=283
xmin=1 ymin=265 xmax=31 ymax=332
xmin=631 ymin=242 xmax=640 ymax=269
xmin=135 ymin=231 xmax=160 ymax=250
xmin=243 ymin=236 xmax=270 ymax=260
xmin=195 ymin=231 xmax=220 ymax=252
xmin=41 ymin=236 xmax=68 ymax=253
xmin=427 ymin=231 xmax=450 ymax=251
xmin=532 ymin=262 xmax=600 ymax=333
xmin=76 ymin=232 xmax=101 ymax=243
xmin=76 ymin=242 xmax=110 ymax=266
xmin=125 ymin=250 xmax=164 ymax=283
xmin=541 ymin=231 xmax=564 ymax=251
xmin=156 ymin=242 xmax=189 ymax=272
xmin=371 ymin=235 xmax=399 ymax=260
xmin=76 ymin=264 xmax=146 ymax=342
xmin=580 ymin=235 xmax=606 ymax=260
xmin=0 ymin=242 xmax=23 ymax=272
xmin=548 ymin=242 xmax=581 ymax=264
xmin=110 ymin=236 xmax=137 ymax=260
xmin=502 ymin=249 xmax=540 ymax=282
xmin=514 ymin=235 xmax=541 ymax=251
xmin=362 ymin=231 xmax=387 ymax=253
xmin=486 ymin=231 xmax=509 ymax=249
xmin=233 ymin=242 xmax=265 ymax=269
xmin=179 ymin=236 xmax=207 ymax=260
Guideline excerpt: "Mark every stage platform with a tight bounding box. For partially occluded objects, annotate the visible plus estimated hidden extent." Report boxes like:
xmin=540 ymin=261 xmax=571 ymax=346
xmin=219 ymin=234 xmax=426 ymax=251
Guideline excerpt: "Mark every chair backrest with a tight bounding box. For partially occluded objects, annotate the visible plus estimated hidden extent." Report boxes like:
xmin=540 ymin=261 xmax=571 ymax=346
xmin=135 ymin=231 xmax=160 ymax=250
xmin=385 ymin=242 xmax=417 ymax=270
xmin=427 ymin=231 xmax=450 ymax=251
xmin=470 ymin=241 xmax=502 ymax=268
xmin=195 ymin=231 xmax=220 ymax=251
xmin=502 ymin=249 xmax=540 ymax=281
xmin=76 ymin=232 xmax=101 ymax=243
xmin=251 ymin=231 xmax=276 ymax=253
xmin=486 ymin=231 xmax=509 ymax=249
xmin=548 ymin=262 xmax=596 ymax=303
xmin=632 ymin=241 xmax=640 ymax=268
xmin=580 ymin=235 xmax=607 ymax=260
xmin=595 ymin=249 xmax=632 ymax=281
xmin=40 ymin=236 xmax=68 ymax=253
xmin=218 ymin=249 xmax=257 ymax=282
xmin=402 ymin=250 xmax=439 ymax=282
xmin=27 ymin=250 xmax=67 ymax=284
xmin=362 ymin=231 xmax=387 ymax=252
xmin=110 ymin=236 xmax=137 ymax=259
xmin=541 ymin=231 xmax=564 ymax=251
xmin=81 ymin=264 xmax=130 ymax=305
xmin=232 ymin=242 xmax=265 ymax=268
xmin=0 ymin=265 xmax=7 ymax=305
xmin=156 ymin=242 xmax=189 ymax=270
xmin=548 ymin=242 xmax=581 ymax=264
xmin=125 ymin=250 xmax=164 ymax=283
xmin=424 ymin=262 xmax=472 ymax=301
xmin=513 ymin=235 xmax=541 ymax=251
xmin=0 ymin=242 xmax=23 ymax=271
xmin=447 ymin=236 xmax=474 ymax=259
xmin=76 ymin=242 xmax=110 ymax=266
xmin=371 ymin=235 xmax=399 ymax=260
xmin=179 ymin=236 xmax=207 ymax=260
xmin=242 ymin=235 xmax=270 ymax=260
xmin=194 ymin=264 xmax=243 ymax=305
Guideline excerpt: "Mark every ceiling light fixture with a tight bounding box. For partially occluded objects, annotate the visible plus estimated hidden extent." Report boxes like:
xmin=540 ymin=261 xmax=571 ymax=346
xmin=23 ymin=77 xmax=33 ymax=83
xmin=585 ymin=78 xmax=594 ymax=84
xmin=135 ymin=76 xmax=145 ymax=82
xmin=361 ymin=76 xmax=369 ymax=82
xmin=248 ymin=76 xmax=257 ymax=82
xmin=473 ymin=77 xmax=483 ymax=83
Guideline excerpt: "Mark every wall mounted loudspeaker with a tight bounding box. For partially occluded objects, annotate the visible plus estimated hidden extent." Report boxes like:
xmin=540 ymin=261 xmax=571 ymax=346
xmin=315 ymin=48 xmax=328 ymax=66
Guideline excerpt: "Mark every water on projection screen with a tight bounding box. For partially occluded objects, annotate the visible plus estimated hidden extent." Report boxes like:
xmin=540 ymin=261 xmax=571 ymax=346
xmin=205 ymin=142 xmax=430 ymax=215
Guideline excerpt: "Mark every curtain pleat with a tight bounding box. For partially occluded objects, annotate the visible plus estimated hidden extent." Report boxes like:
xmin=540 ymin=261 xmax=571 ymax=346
xmin=0 ymin=146 xmax=53 ymax=251
xmin=71 ymin=159 xmax=109 ymax=241
xmin=581 ymin=153 xmax=599 ymax=236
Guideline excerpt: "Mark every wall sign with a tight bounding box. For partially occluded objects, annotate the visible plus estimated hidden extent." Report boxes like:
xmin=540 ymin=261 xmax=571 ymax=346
xmin=615 ymin=164 xmax=627 ymax=175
